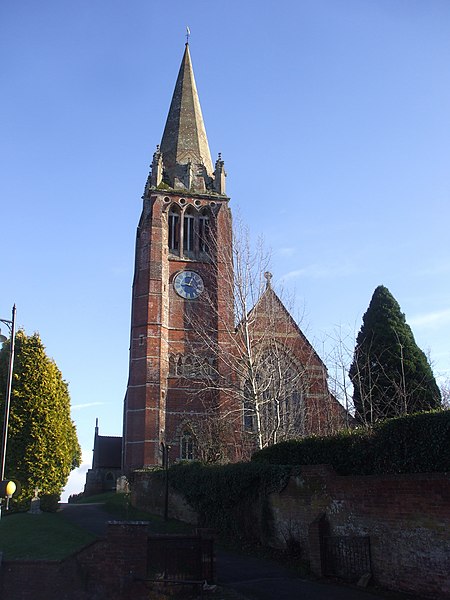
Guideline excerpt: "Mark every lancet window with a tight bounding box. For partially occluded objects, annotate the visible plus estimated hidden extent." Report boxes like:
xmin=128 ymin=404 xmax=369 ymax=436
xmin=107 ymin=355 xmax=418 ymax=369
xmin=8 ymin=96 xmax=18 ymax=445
xmin=183 ymin=207 xmax=195 ymax=253
xmin=168 ymin=206 xmax=180 ymax=253
xmin=169 ymin=353 xmax=216 ymax=379
xmin=180 ymin=430 xmax=195 ymax=461
xmin=199 ymin=209 xmax=210 ymax=253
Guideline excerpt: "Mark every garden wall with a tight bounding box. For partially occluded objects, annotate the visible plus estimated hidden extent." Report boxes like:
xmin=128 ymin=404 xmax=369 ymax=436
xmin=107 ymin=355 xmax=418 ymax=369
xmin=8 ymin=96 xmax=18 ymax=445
xmin=269 ymin=465 xmax=450 ymax=599
xmin=132 ymin=466 xmax=450 ymax=599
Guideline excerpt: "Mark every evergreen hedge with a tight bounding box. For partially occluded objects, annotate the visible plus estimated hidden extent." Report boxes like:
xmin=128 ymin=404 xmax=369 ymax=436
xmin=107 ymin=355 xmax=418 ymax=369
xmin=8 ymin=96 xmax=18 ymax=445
xmin=150 ymin=412 xmax=448 ymax=541
xmin=161 ymin=461 xmax=291 ymax=540
xmin=251 ymin=410 xmax=450 ymax=475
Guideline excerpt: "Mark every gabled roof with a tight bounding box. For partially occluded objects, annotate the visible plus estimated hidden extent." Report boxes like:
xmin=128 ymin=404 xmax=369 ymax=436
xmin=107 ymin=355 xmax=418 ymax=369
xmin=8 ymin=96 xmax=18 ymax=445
xmin=93 ymin=435 xmax=122 ymax=469
xmin=242 ymin=283 xmax=326 ymax=369
xmin=159 ymin=43 xmax=213 ymax=181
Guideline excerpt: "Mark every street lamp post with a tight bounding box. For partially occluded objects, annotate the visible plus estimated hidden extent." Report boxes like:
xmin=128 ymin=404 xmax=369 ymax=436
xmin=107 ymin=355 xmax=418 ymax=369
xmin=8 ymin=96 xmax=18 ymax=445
xmin=161 ymin=442 xmax=171 ymax=521
xmin=0 ymin=305 xmax=17 ymax=518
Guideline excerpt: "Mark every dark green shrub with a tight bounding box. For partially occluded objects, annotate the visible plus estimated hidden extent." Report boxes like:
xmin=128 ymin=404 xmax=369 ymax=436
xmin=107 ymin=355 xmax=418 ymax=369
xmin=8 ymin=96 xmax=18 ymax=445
xmin=252 ymin=410 xmax=450 ymax=475
xmin=40 ymin=493 xmax=60 ymax=513
xmin=371 ymin=411 xmax=450 ymax=474
xmin=165 ymin=461 xmax=291 ymax=540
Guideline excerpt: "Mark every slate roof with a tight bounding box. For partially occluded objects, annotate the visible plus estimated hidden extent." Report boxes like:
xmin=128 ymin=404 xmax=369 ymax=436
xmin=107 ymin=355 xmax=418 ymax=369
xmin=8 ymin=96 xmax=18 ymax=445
xmin=93 ymin=435 xmax=122 ymax=469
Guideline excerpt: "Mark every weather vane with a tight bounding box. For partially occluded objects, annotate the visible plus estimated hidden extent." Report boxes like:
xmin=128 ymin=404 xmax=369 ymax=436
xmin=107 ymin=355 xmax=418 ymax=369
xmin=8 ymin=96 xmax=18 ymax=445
xmin=186 ymin=26 xmax=191 ymax=44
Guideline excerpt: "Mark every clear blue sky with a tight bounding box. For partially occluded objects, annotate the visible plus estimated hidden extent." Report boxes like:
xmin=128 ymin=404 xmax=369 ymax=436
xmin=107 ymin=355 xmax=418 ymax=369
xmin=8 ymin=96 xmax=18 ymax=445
xmin=1 ymin=1 xmax=449 ymax=499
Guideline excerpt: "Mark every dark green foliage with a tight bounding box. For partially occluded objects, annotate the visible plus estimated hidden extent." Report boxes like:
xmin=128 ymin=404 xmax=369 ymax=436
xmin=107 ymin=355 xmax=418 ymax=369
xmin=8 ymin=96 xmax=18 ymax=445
xmin=252 ymin=410 xmax=450 ymax=475
xmin=349 ymin=285 xmax=441 ymax=424
xmin=0 ymin=331 xmax=81 ymax=507
xmin=371 ymin=411 xmax=450 ymax=474
xmin=252 ymin=431 xmax=375 ymax=475
xmin=40 ymin=493 xmax=60 ymax=513
xmin=164 ymin=461 xmax=291 ymax=540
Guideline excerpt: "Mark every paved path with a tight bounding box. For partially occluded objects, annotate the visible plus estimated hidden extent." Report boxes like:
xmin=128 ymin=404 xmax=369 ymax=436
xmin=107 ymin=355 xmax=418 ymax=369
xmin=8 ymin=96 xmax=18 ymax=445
xmin=216 ymin=548 xmax=394 ymax=600
xmin=59 ymin=503 xmax=414 ymax=600
xmin=60 ymin=502 xmax=110 ymax=536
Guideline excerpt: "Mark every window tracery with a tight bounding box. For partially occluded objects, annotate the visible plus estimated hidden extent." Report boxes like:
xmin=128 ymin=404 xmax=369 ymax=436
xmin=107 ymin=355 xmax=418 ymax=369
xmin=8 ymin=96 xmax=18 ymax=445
xmin=243 ymin=346 xmax=305 ymax=443
xmin=169 ymin=353 xmax=217 ymax=379
xmin=166 ymin=203 xmax=212 ymax=259
xmin=168 ymin=205 xmax=180 ymax=253
xmin=183 ymin=206 xmax=195 ymax=254
xmin=199 ymin=208 xmax=210 ymax=253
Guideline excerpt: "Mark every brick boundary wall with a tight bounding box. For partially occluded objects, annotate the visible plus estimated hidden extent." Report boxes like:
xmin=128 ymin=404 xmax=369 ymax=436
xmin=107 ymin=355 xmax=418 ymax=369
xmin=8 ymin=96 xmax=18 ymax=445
xmin=0 ymin=523 xmax=153 ymax=600
xmin=268 ymin=466 xmax=450 ymax=599
xmin=4 ymin=470 xmax=447 ymax=599
xmin=132 ymin=466 xmax=450 ymax=599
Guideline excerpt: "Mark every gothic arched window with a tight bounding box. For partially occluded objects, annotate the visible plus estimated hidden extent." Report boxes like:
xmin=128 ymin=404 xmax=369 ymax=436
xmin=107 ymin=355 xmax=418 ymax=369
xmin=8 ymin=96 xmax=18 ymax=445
xmin=167 ymin=202 xmax=213 ymax=259
xmin=180 ymin=430 xmax=195 ymax=461
xmin=176 ymin=356 xmax=183 ymax=375
xmin=168 ymin=205 xmax=180 ymax=253
xmin=169 ymin=354 xmax=177 ymax=376
xmin=183 ymin=356 xmax=194 ymax=377
xmin=199 ymin=208 xmax=210 ymax=253
xmin=243 ymin=346 xmax=305 ymax=446
xmin=183 ymin=206 xmax=195 ymax=254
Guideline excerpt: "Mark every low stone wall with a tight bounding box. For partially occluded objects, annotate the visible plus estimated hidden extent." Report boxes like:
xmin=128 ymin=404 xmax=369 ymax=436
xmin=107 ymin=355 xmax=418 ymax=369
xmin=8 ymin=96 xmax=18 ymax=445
xmin=131 ymin=466 xmax=450 ymax=599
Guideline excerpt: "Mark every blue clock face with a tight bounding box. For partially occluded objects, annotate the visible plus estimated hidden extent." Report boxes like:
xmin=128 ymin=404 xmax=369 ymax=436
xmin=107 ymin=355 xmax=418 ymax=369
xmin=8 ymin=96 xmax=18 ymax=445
xmin=173 ymin=270 xmax=204 ymax=299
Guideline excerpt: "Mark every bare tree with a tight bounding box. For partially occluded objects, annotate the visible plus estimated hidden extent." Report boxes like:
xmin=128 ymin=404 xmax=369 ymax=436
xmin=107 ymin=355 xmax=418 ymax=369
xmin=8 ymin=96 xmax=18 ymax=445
xmin=170 ymin=218 xmax=346 ymax=460
xmin=325 ymin=324 xmax=443 ymax=430
xmin=322 ymin=325 xmax=356 ymax=429
xmin=440 ymin=378 xmax=450 ymax=409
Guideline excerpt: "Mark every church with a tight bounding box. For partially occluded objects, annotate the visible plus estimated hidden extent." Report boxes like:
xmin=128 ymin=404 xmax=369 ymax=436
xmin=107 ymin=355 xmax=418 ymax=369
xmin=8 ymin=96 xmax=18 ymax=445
xmin=85 ymin=42 xmax=346 ymax=493
xmin=120 ymin=42 xmax=347 ymax=472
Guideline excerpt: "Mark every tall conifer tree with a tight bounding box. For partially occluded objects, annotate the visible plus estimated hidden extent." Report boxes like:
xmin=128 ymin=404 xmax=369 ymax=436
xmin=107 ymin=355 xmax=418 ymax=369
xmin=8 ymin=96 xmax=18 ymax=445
xmin=0 ymin=331 xmax=81 ymax=503
xmin=349 ymin=285 xmax=441 ymax=424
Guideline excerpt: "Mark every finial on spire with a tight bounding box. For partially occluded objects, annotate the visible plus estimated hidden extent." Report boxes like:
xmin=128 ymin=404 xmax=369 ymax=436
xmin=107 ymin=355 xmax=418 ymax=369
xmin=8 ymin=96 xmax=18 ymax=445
xmin=264 ymin=272 xmax=273 ymax=289
xmin=186 ymin=26 xmax=191 ymax=44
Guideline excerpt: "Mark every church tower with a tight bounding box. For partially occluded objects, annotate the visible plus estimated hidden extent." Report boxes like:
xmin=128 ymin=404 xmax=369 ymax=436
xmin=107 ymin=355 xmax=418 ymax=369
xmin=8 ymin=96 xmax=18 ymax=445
xmin=123 ymin=44 xmax=233 ymax=471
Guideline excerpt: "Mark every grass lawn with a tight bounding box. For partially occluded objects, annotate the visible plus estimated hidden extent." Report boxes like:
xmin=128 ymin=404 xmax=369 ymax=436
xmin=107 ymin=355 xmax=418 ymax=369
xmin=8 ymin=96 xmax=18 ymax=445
xmin=0 ymin=512 xmax=96 ymax=560
xmin=0 ymin=493 xmax=192 ymax=562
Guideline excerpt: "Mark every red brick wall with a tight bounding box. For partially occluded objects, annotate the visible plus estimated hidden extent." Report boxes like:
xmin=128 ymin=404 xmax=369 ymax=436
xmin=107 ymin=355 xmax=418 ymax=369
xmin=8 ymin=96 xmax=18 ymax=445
xmin=1 ymin=524 xmax=153 ymax=600
xmin=123 ymin=191 xmax=236 ymax=470
xmin=269 ymin=466 xmax=450 ymax=599
xmin=131 ymin=467 xmax=450 ymax=599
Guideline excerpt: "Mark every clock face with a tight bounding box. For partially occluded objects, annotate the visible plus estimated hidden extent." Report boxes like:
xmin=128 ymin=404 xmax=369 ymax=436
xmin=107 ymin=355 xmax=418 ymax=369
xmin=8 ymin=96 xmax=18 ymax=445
xmin=173 ymin=270 xmax=204 ymax=299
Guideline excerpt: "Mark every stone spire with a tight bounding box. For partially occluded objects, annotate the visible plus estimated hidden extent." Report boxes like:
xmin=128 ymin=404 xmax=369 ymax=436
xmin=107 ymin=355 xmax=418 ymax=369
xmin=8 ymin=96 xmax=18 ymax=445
xmin=158 ymin=43 xmax=214 ymax=192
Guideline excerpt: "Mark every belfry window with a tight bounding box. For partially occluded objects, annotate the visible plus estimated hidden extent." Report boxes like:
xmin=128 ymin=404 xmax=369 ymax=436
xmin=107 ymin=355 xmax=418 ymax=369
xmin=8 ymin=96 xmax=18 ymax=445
xmin=168 ymin=206 xmax=180 ymax=252
xmin=199 ymin=209 xmax=210 ymax=253
xmin=183 ymin=208 xmax=195 ymax=253
xmin=168 ymin=203 xmax=212 ymax=258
